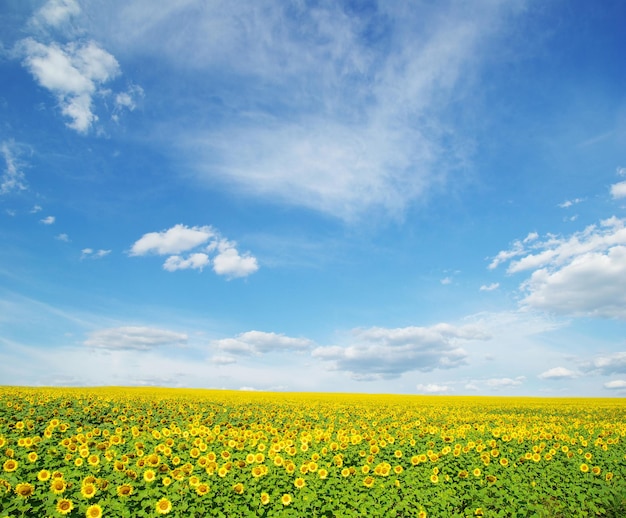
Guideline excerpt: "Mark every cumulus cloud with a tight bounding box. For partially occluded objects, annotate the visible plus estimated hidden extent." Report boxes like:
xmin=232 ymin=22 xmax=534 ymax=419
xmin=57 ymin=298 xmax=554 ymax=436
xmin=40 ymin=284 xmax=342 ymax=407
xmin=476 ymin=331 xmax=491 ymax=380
xmin=479 ymin=283 xmax=499 ymax=292
xmin=490 ymin=217 xmax=626 ymax=319
xmin=15 ymin=1 xmax=141 ymax=134
xmin=0 ymin=141 xmax=28 ymax=195
xmin=538 ymin=367 xmax=578 ymax=380
xmin=581 ymin=352 xmax=626 ymax=375
xmin=312 ymin=323 xmax=491 ymax=381
xmin=163 ymin=253 xmax=209 ymax=272
xmin=56 ymin=233 xmax=70 ymax=242
xmin=131 ymin=224 xmax=215 ymax=256
xmin=610 ymin=181 xmax=626 ymax=199
xmin=19 ymin=38 xmax=120 ymax=133
xmin=84 ymin=326 xmax=188 ymax=351
xmin=212 ymin=331 xmax=314 ymax=359
xmin=212 ymin=243 xmax=259 ymax=279
xmin=130 ymin=224 xmax=258 ymax=278
xmin=40 ymin=216 xmax=55 ymax=225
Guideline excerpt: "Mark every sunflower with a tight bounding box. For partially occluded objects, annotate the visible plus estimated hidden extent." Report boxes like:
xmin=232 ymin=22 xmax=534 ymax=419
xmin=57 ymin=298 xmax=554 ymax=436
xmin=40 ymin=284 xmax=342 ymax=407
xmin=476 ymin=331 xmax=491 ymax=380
xmin=294 ymin=477 xmax=306 ymax=489
xmin=2 ymin=459 xmax=17 ymax=472
xmin=56 ymin=498 xmax=74 ymax=515
xmin=81 ymin=483 xmax=97 ymax=498
xmin=430 ymin=474 xmax=439 ymax=483
xmin=15 ymin=482 xmax=35 ymax=498
xmin=260 ymin=492 xmax=270 ymax=505
xmin=363 ymin=476 xmax=375 ymax=488
xmin=472 ymin=468 xmax=481 ymax=477
xmin=281 ymin=493 xmax=292 ymax=506
xmin=88 ymin=455 xmax=100 ymax=466
xmin=318 ymin=468 xmax=328 ymax=479
xmin=117 ymin=484 xmax=133 ymax=497
xmin=85 ymin=504 xmax=103 ymax=518
xmin=38 ymin=469 xmax=51 ymax=481
xmin=196 ymin=483 xmax=210 ymax=496
xmin=27 ymin=452 xmax=38 ymax=462
xmin=580 ymin=463 xmax=589 ymax=473
xmin=156 ymin=497 xmax=173 ymax=515
xmin=51 ymin=478 xmax=67 ymax=495
xmin=233 ymin=482 xmax=244 ymax=494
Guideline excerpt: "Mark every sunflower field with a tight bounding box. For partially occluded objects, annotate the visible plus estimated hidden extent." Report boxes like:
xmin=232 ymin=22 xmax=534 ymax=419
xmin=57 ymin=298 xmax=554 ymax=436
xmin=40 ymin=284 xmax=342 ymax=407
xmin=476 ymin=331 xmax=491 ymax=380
xmin=1 ymin=387 xmax=625 ymax=517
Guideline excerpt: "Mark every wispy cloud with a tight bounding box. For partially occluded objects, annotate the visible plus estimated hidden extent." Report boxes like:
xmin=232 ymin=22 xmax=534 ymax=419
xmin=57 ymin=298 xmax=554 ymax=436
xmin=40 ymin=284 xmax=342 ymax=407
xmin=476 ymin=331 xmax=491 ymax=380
xmin=479 ymin=283 xmax=499 ymax=292
xmin=84 ymin=326 xmax=188 ymax=351
xmin=40 ymin=215 xmax=55 ymax=225
xmin=0 ymin=141 xmax=28 ymax=195
xmin=558 ymin=198 xmax=583 ymax=208
xmin=103 ymin=0 xmax=526 ymax=220
xmin=81 ymin=248 xmax=111 ymax=259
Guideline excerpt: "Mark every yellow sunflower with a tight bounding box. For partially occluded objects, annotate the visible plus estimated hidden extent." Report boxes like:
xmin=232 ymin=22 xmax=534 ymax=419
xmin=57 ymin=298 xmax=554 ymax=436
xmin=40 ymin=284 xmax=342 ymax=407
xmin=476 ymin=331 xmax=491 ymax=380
xmin=85 ymin=504 xmax=103 ymax=518
xmin=156 ymin=497 xmax=173 ymax=515
xmin=56 ymin=498 xmax=74 ymax=515
xmin=15 ymin=483 xmax=35 ymax=498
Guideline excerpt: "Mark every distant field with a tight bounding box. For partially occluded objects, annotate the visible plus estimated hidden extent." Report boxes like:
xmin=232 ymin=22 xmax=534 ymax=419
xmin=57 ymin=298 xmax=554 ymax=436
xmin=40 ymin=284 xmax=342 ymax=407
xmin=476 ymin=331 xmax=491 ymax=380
xmin=1 ymin=387 xmax=625 ymax=517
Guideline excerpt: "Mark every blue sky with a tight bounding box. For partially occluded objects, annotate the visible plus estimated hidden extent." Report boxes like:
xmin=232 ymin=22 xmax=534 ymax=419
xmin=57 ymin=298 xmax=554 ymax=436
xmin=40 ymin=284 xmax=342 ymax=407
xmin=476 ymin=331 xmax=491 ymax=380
xmin=1 ymin=0 xmax=626 ymax=395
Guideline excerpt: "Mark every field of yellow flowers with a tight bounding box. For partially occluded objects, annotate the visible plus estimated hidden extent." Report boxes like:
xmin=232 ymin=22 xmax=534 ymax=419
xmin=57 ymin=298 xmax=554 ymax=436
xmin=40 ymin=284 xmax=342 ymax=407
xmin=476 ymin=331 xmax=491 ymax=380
xmin=1 ymin=387 xmax=625 ymax=517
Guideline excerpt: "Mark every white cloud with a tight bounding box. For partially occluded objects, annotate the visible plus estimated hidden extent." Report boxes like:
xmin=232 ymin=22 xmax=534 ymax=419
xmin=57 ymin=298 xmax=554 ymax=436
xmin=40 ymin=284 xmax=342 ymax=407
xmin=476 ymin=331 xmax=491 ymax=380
xmin=119 ymin=1 xmax=527 ymax=220
xmin=610 ymin=181 xmax=626 ymax=199
xmin=485 ymin=376 xmax=524 ymax=388
xmin=604 ymin=380 xmax=626 ymax=390
xmin=163 ymin=253 xmax=209 ymax=272
xmin=56 ymin=233 xmax=70 ymax=242
xmin=81 ymin=248 xmax=111 ymax=259
xmin=558 ymin=198 xmax=583 ymax=208
xmin=33 ymin=0 xmax=81 ymax=28
xmin=210 ymin=355 xmax=237 ymax=365
xmin=30 ymin=205 xmax=42 ymax=213
xmin=0 ymin=141 xmax=28 ymax=195
xmin=131 ymin=224 xmax=258 ymax=278
xmin=479 ymin=283 xmax=499 ymax=292
xmin=130 ymin=224 xmax=215 ymax=256
xmin=491 ymin=217 xmax=626 ymax=319
xmin=18 ymin=38 xmax=120 ymax=133
xmin=313 ymin=323 xmax=491 ymax=380
xmin=212 ymin=331 xmax=314 ymax=359
xmin=416 ymin=383 xmax=449 ymax=393
xmin=40 ymin=216 xmax=55 ymax=224
xmin=440 ymin=277 xmax=452 ymax=285
xmin=84 ymin=326 xmax=188 ymax=351
xmin=582 ymin=352 xmax=626 ymax=375
xmin=538 ymin=367 xmax=578 ymax=379
xmin=213 ymin=245 xmax=259 ymax=279
xmin=112 ymin=84 xmax=144 ymax=122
